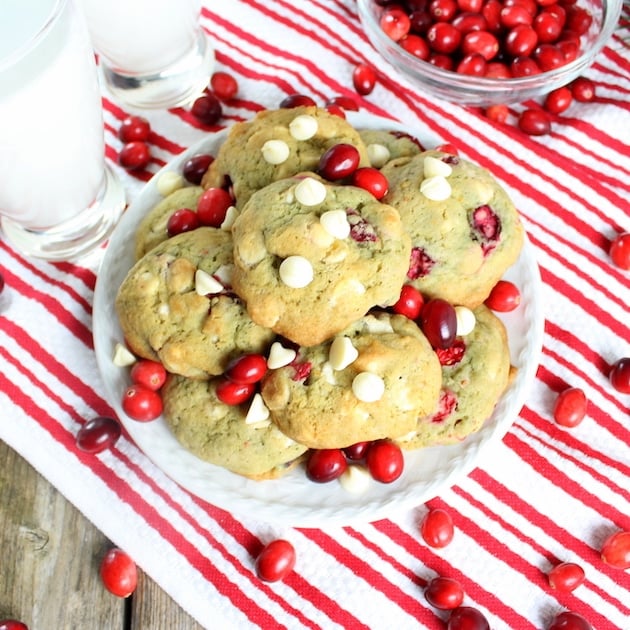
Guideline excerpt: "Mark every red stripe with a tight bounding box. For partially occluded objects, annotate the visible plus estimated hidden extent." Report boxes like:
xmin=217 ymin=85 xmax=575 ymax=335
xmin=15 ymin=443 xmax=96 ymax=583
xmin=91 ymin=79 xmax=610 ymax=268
xmin=51 ymin=262 xmax=97 ymax=292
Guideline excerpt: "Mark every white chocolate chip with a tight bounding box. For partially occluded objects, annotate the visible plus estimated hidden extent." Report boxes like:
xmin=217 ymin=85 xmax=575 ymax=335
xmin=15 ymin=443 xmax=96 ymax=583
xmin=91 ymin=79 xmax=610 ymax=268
xmin=321 ymin=361 xmax=337 ymax=385
xmin=157 ymin=304 xmax=170 ymax=317
xmin=220 ymin=205 xmax=238 ymax=230
xmin=267 ymin=341 xmax=297 ymax=369
xmin=339 ymin=465 xmax=371 ymax=494
xmin=213 ymin=264 xmax=234 ymax=287
xmin=329 ymin=336 xmax=359 ymax=370
xmin=112 ymin=343 xmax=136 ymax=367
xmin=195 ymin=269 xmax=223 ymax=295
xmin=352 ymin=372 xmax=385 ymax=402
xmin=320 ymin=210 xmax=350 ymax=239
xmin=279 ymin=256 xmax=314 ymax=288
xmin=455 ymin=305 xmax=476 ymax=336
xmin=156 ymin=171 xmax=184 ymax=196
xmin=424 ymin=155 xmax=453 ymax=178
xmin=363 ymin=315 xmax=394 ymax=334
xmin=245 ymin=393 xmax=270 ymax=425
xmin=261 ymin=139 xmax=290 ymax=165
xmin=289 ymin=114 xmax=318 ymax=140
xmin=367 ymin=143 xmax=391 ymax=168
xmin=420 ymin=175 xmax=452 ymax=201
xmin=294 ymin=177 xmax=327 ymax=206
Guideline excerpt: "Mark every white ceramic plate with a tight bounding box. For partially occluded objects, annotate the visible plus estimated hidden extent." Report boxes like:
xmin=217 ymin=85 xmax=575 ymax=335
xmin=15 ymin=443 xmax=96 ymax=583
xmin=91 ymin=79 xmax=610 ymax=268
xmin=93 ymin=111 xmax=544 ymax=527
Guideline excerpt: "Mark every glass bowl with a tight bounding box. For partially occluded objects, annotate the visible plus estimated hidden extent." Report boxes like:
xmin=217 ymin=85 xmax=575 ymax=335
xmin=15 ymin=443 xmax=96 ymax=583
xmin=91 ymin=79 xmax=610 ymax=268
xmin=357 ymin=0 xmax=622 ymax=107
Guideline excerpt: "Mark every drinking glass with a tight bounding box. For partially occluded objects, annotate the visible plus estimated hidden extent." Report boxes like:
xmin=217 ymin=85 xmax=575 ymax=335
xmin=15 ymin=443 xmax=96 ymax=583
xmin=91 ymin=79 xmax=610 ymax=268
xmin=77 ymin=0 xmax=215 ymax=109
xmin=0 ymin=0 xmax=125 ymax=261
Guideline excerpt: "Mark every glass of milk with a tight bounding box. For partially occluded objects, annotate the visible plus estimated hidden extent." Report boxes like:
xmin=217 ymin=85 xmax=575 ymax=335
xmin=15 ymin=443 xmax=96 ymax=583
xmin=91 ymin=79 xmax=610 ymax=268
xmin=0 ymin=0 xmax=125 ymax=261
xmin=77 ymin=0 xmax=215 ymax=109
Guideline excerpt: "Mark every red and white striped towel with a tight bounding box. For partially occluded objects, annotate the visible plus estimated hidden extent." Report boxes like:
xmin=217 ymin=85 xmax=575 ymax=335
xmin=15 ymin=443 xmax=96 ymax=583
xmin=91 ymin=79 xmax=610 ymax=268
xmin=1 ymin=1 xmax=628 ymax=628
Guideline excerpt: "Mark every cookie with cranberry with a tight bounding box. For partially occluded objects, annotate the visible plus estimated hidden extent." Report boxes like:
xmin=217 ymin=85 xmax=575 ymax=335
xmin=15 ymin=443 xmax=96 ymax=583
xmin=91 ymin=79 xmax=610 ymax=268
xmin=162 ymin=374 xmax=308 ymax=480
xmin=261 ymin=312 xmax=442 ymax=449
xmin=134 ymin=185 xmax=204 ymax=260
xmin=116 ymin=227 xmax=275 ymax=379
xmin=201 ymin=106 xmax=370 ymax=208
xmin=395 ymin=305 xmax=511 ymax=449
xmin=382 ymin=150 xmax=524 ymax=308
xmin=358 ymin=129 xmax=423 ymax=168
xmin=230 ymin=175 xmax=411 ymax=346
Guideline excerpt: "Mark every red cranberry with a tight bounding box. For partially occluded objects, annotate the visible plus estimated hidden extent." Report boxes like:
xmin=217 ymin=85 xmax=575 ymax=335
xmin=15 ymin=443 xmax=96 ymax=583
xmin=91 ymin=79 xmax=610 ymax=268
xmin=609 ymin=358 xmax=630 ymax=394
xmin=570 ymin=76 xmax=596 ymax=102
xmin=365 ymin=440 xmax=404 ymax=483
xmin=183 ymin=154 xmax=213 ymax=185
xmin=255 ymin=540 xmax=296 ymax=582
xmin=401 ymin=33 xmax=431 ymax=60
xmin=427 ymin=22 xmax=462 ymax=54
xmin=210 ymin=71 xmax=238 ymax=101
xmin=225 ymin=354 xmax=268 ymax=384
xmin=609 ymin=232 xmax=630 ymax=270
xmin=99 ymin=548 xmax=138 ymax=598
xmin=533 ymin=43 xmax=566 ymax=70
xmin=544 ymin=86 xmax=573 ymax=114
xmin=553 ymin=387 xmax=587 ymax=427
xmin=351 ymin=167 xmax=389 ymax=199
xmin=600 ymin=530 xmax=630 ymax=569
xmin=191 ymin=93 xmax=222 ymax=125
xmin=447 ymin=606 xmax=490 ymax=630
xmin=511 ymin=56 xmax=541 ymax=77
xmin=420 ymin=298 xmax=458 ymax=349
xmin=215 ymin=379 xmax=256 ymax=405
xmin=500 ymin=4 xmax=534 ymax=28
xmin=518 ymin=108 xmax=551 ymax=135
xmin=118 ymin=141 xmax=151 ymax=170
xmin=504 ymin=24 xmax=539 ymax=57
xmin=318 ymin=143 xmax=361 ymax=180
xmin=457 ymin=53 xmax=487 ymax=76
xmin=196 ymin=187 xmax=233 ymax=227
xmin=352 ymin=63 xmax=377 ymax=95
xmin=484 ymin=279 xmax=521 ymax=311
xmin=420 ymin=507 xmax=454 ymax=547
xmin=533 ymin=10 xmax=563 ymax=43
xmin=547 ymin=562 xmax=586 ymax=592
xmin=130 ymin=359 xmax=167 ymax=391
xmin=306 ymin=449 xmax=348 ymax=482
xmin=485 ymin=104 xmax=510 ymax=124
xmin=453 ymin=11 xmax=488 ymax=32
xmin=547 ymin=611 xmax=592 ymax=630
xmin=121 ymin=384 xmax=162 ymax=422
xmin=343 ymin=441 xmax=370 ymax=460
xmin=565 ymin=5 xmax=593 ymax=34
xmin=392 ymin=284 xmax=425 ymax=319
xmin=166 ymin=208 xmax=199 ymax=236
xmin=461 ymin=30 xmax=499 ymax=60
xmin=325 ymin=95 xmax=360 ymax=111
xmin=280 ymin=94 xmax=317 ymax=108
xmin=429 ymin=0 xmax=458 ymax=22
xmin=118 ymin=115 xmax=150 ymax=143
xmin=380 ymin=6 xmax=412 ymax=41
xmin=76 ymin=417 xmax=121 ymax=454
xmin=0 ymin=621 xmax=28 ymax=630
xmin=425 ymin=576 xmax=465 ymax=610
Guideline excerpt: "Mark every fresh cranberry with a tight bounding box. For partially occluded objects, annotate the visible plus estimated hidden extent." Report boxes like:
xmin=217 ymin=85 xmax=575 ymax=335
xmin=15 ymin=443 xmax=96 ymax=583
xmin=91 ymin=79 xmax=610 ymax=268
xmin=610 ymin=232 xmax=630 ymax=270
xmin=504 ymin=24 xmax=539 ymax=57
xmin=215 ymin=378 xmax=256 ymax=405
xmin=518 ymin=108 xmax=551 ymax=135
xmin=534 ymin=43 xmax=566 ymax=70
xmin=427 ymin=22 xmax=462 ymax=54
xmin=210 ymin=71 xmax=238 ymax=101
xmin=553 ymin=387 xmax=587 ymax=427
xmin=448 ymin=607 xmax=490 ymax=630
xmin=533 ymin=10 xmax=563 ymax=43
xmin=409 ymin=9 xmax=433 ymax=34
xmin=380 ymin=6 xmax=412 ymax=41
xmin=353 ymin=63 xmax=377 ymax=95
xmin=511 ymin=56 xmax=541 ymax=77
xmin=343 ymin=441 xmax=371 ymax=460
xmin=482 ymin=0 xmax=503 ymax=32
xmin=457 ymin=53 xmax=487 ymax=76
xmin=351 ymin=167 xmax=389 ymax=199
xmin=326 ymin=104 xmax=346 ymax=118
xmin=600 ymin=530 xmax=630 ymax=569
xmin=76 ymin=417 xmax=121 ymax=454
xmin=366 ymin=440 xmax=404 ymax=483
xmin=547 ymin=611 xmax=592 ymax=630
xmin=196 ymin=187 xmax=233 ymax=227
xmin=99 ymin=548 xmax=138 ymax=598
xmin=118 ymin=141 xmax=151 ymax=170
xmin=565 ymin=5 xmax=593 ymax=34
xmin=130 ymin=359 xmax=167 ymax=391
xmin=166 ymin=208 xmax=199 ymax=236
xmin=500 ymin=4 xmax=534 ymax=28
xmin=485 ymin=104 xmax=510 ymax=124
xmin=420 ymin=507 xmax=455 ymax=547
xmin=255 ymin=540 xmax=296 ymax=582
xmin=484 ymin=280 xmax=521 ymax=312
xmin=121 ymin=384 xmax=163 ymax=422
xmin=457 ymin=0 xmax=483 ymax=12
xmin=570 ymin=76 xmax=596 ymax=102
xmin=425 ymin=576 xmax=465 ymax=610
xmin=609 ymin=358 xmax=630 ymax=394
xmin=429 ymin=52 xmax=455 ymax=70
xmin=401 ymin=33 xmax=431 ymax=59
xmin=306 ymin=449 xmax=348 ymax=482
xmin=280 ymin=94 xmax=317 ymax=108
xmin=393 ymin=284 xmax=425 ymax=319
xmin=429 ymin=0 xmax=458 ymax=22
xmin=453 ymin=11 xmax=488 ymax=32
xmin=0 ymin=621 xmax=28 ymax=630
xmin=420 ymin=298 xmax=458 ymax=349
xmin=225 ymin=354 xmax=268 ymax=384
xmin=182 ymin=154 xmax=214 ymax=185
xmin=118 ymin=115 xmax=151 ymax=143
xmin=544 ymin=86 xmax=573 ymax=114
xmin=318 ymin=143 xmax=360 ymax=180
xmin=191 ymin=93 xmax=222 ymax=125
xmin=462 ymin=30 xmax=499 ymax=59
xmin=548 ymin=562 xmax=586 ymax=592
xmin=325 ymin=95 xmax=360 ymax=111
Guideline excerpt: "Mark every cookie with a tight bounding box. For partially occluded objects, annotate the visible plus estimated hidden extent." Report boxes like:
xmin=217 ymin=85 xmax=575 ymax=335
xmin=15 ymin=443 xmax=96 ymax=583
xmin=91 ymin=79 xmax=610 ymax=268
xmin=162 ymin=375 xmax=308 ymax=479
xmin=395 ymin=305 xmax=511 ymax=448
xmin=133 ymin=186 xmax=204 ymax=260
xmin=261 ymin=312 xmax=442 ymax=449
xmin=382 ymin=150 xmax=524 ymax=308
xmin=116 ymin=227 xmax=275 ymax=379
xmin=358 ymin=129 xmax=423 ymax=168
xmin=201 ymin=106 xmax=370 ymax=208
xmin=230 ymin=175 xmax=412 ymax=346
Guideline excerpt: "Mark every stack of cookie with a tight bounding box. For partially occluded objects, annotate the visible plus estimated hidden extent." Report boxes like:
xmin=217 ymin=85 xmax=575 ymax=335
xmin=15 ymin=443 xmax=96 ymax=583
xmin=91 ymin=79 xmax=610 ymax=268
xmin=115 ymin=106 xmax=523 ymax=480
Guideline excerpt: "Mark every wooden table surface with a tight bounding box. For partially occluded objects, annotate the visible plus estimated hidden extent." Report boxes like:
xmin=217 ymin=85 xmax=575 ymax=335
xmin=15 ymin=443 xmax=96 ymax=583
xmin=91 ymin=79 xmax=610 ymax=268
xmin=0 ymin=440 xmax=204 ymax=630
